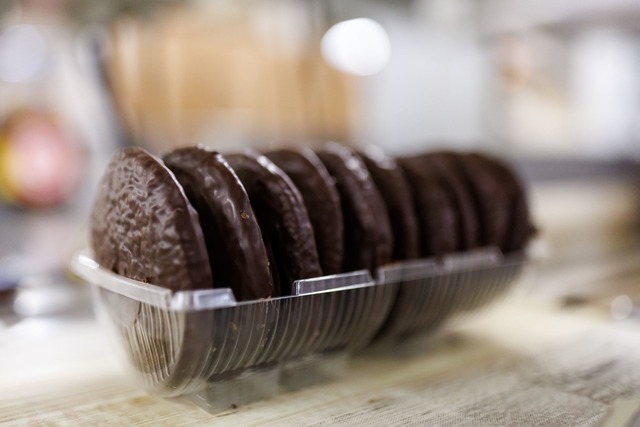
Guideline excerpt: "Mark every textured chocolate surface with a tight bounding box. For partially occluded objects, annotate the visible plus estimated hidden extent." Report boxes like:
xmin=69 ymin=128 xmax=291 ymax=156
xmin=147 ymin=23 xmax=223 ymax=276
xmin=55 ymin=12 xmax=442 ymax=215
xmin=399 ymin=157 xmax=458 ymax=258
xmin=420 ymin=152 xmax=481 ymax=251
xmin=266 ymin=148 xmax=344 ymax=275
xmin=316 ymin=143 xmax=393 ymax=273
xmin=90 ymin=147 xmax=212 ymax=291
xmin=226 ymin=152 xmax=321 ymax=296
xmin=163 ymin=147 xmax=272 ymax=301
xmin=360 ymin=147 xmax=420 ymax=260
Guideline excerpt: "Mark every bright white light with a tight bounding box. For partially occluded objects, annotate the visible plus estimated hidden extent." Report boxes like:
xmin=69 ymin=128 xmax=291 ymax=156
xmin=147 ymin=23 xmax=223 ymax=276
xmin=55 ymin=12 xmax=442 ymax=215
xmin=321 ymin=18 xmax=391 ymax=76
xmin=0 ymin=24 xmax=48 ymax=83
xmin=611 ymin=294 xmax=634 ymax=321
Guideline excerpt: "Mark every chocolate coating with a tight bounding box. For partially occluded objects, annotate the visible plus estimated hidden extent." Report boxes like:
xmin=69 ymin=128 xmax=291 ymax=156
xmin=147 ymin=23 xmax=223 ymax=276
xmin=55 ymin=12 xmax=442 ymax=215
xmin=360 ymin=147 xmax=420 ymax=260
xmin=226 ymin=152 xmax=322 ymax=296
xmin=399 ymin=157 xmax=458 ymax=258
xmin=316 ymin=143 xmax=393 ymax=273
xmin=475 ymin=154 xmax=535 ymax=252
xmin=163 ymin=147 xmax=272 ymax=301
xmin=90 ymin=147 xmax=212 ymax=291
xmin=266 ymin=148 xmax=344 ymax=275
xmin=456 ymin=153 xmax=512 ymax=250
xmin=419 ymin=152 xmax=481 ymax=251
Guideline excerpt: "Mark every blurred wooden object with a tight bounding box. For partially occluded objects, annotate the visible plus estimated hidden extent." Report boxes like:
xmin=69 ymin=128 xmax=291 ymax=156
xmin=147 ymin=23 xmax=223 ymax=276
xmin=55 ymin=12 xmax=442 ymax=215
xmin=106 ymin=6 xmax=354 ymax=151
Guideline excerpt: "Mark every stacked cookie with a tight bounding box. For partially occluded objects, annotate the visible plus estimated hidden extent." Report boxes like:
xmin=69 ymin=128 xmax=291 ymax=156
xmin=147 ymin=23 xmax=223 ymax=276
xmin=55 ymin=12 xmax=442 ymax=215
xmin=90 ymin=143 xmax=534 ymax=301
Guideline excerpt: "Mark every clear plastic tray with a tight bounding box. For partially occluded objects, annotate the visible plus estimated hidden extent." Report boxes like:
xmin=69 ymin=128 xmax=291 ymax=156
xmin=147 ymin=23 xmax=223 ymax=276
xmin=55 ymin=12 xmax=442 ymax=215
xmin=70 ymin=247 xmax=525 ymax=412
xmin=373 ymin=248 xmax=526 ymax=344
xmin=70 ymin=251 xmax=397 ymax=411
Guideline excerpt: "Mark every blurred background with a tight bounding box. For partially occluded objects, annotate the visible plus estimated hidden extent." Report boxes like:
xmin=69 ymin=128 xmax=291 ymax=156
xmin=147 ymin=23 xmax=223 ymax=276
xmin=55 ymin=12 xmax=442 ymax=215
xmin=0 ymin=0 xmax=639 ymax=318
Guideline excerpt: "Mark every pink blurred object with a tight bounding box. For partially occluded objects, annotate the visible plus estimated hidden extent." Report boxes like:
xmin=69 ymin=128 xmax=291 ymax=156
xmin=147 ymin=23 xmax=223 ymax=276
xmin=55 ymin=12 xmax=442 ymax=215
xmin=0 ymin=110 xmax=85 ymax=208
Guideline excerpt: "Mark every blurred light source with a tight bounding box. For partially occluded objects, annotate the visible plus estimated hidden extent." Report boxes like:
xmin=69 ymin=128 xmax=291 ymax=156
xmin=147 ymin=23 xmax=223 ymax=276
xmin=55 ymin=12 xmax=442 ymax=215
xmin=570 ymin=29 xmax=640 ymax=156
xmin=0 ymin=24 xmax=49 ymax=83
xmin=611 ymin=294 xmax=634 ymax=321
xmin=321 ymin=18 xmax=391 ymax=76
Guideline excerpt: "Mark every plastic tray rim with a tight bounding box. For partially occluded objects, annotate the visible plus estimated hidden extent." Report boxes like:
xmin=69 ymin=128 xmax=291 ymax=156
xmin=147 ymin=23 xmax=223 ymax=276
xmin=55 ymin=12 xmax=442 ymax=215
xmin=70 ymin=249 xmax=376 ymax=312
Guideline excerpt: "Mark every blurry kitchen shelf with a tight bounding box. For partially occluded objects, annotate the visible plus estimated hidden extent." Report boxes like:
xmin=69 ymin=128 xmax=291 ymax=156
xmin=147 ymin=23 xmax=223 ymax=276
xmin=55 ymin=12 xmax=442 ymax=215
xmin=528 ymin=171 xmax=639 ymax=272
xmin=523 ymin=159 xmax=640 ymax=305
xmin=515 ymin=156 xmax=640 ymax=183
xmin=481 ymin=0 xmax=640 ymax=35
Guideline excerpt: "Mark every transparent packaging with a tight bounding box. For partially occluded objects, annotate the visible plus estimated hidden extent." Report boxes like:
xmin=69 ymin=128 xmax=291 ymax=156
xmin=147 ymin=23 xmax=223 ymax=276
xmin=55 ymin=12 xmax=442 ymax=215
xmin=70 ymin=247 xmax=526 ymax=412
xmin=373 ymin=248 xmax=526 ymax=344
xmin=71 ymin=250 xmax=396 ymax=411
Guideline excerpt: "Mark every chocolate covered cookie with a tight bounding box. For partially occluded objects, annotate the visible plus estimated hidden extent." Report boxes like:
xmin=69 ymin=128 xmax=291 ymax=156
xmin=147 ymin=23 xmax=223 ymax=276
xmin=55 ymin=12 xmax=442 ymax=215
xmin=475 ymin=154 xmax=535 ymax=253
xmin=399 ymin=157 xmax=458 ymax=258
xmin=316 ymin=142 xmax=393 ymax=273
xmin=226 ymin=152 xmax=322 ymax=296
xmin=266 ymin=148 xmax=344 ymax=275
xmin=419 ymin=152 xmax=481 ymax=251
xmin=163 ymin=146 xmax=272 ymax=301
xmin=455 ymin=153 xmax=511 ymax=250
xmin=90 ymin=147 xmax=212 ymax=291
xmin=360 ymin=147 xmax=420 ymax=260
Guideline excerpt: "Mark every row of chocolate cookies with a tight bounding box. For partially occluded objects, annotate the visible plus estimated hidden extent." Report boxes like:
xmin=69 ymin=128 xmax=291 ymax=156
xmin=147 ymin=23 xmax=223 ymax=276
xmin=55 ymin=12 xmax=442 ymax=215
xmin=396 ymin=151 xmax=535 ymax=258
xmin=90 ymin=143 xmax=533 ymax=302
xmin=306 ymin=144 xmax=534 ymax=263
xmin=91 ymin=147 xmax=312 ymax=302
xmin=90 ymin=144 xmax=390 ymax=301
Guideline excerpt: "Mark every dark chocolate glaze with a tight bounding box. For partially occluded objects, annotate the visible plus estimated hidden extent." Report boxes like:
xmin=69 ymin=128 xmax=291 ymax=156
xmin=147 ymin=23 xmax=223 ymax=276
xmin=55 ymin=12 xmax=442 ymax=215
xmin=316 ymin=143 xmax=393 ymax=273
xmin=419 ymin=152 xmax=481 ymax=251
xmin=163 ymin=147 xmax=273 ymax=301
xmin=225 ymin=152 xmax=322 ymax=296
xmin=474 ymin=154 xmax=535 ymax=252
xmin=90 ymin=147 xmax=212 ymax=291
xmin=266 ymin=148 xmax=344 ymax=275
xmin=456 ymin=153 xmax=512 ymax=250
xmin=399 ymin=157 xmax=458 ymax=258
xmin=360 ymin=147 xmax=420 ymax=260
